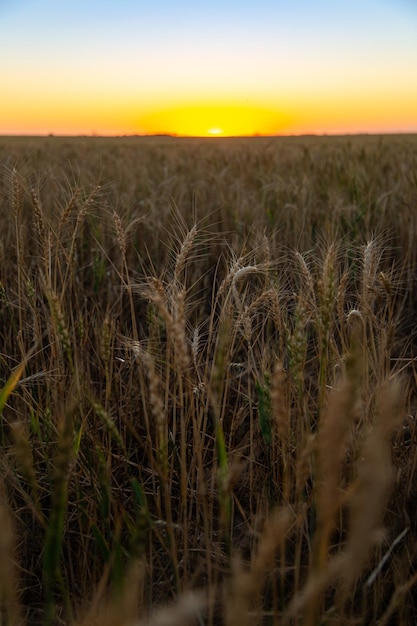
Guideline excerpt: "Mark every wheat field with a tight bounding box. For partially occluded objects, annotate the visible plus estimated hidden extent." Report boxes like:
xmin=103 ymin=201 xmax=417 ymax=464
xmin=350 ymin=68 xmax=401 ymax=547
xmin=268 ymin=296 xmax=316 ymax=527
xmin=0 ymin=134 xmax=417 ymax=625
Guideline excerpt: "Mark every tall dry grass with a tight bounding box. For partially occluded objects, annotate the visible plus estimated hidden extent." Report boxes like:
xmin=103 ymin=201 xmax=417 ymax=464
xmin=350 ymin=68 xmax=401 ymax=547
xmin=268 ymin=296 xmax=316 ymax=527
xmin=0 ymin=134 xmax=416 ymax=625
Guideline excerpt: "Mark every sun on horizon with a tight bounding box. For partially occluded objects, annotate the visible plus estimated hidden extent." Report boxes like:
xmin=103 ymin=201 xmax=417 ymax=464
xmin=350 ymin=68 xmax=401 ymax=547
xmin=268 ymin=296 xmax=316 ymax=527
xmin=207 ymin=127 xmax=224 ymax=136
xmin=135 ymin=102 xmax=290 ymax=138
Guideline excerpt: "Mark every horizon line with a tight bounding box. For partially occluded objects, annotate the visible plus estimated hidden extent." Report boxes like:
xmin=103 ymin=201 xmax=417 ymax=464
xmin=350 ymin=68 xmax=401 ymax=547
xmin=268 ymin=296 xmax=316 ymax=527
xmin=2 ymin=131 xmax=417 ymax=139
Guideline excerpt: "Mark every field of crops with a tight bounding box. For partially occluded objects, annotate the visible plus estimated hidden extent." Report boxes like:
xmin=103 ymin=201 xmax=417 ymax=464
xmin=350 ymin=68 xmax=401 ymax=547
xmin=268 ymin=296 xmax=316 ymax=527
xmin=1 ymin=134 xmax=417 ymax=625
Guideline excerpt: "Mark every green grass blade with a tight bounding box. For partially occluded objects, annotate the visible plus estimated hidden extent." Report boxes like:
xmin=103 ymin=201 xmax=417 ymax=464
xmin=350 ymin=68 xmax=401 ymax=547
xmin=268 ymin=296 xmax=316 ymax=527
xmin=0 ymin=361 xmax=26 ymax=415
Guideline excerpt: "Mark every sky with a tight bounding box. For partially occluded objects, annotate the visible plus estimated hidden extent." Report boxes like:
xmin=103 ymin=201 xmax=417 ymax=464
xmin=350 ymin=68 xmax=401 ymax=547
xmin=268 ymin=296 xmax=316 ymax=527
xmin=1 ymin=0 xmax=417 ymax=136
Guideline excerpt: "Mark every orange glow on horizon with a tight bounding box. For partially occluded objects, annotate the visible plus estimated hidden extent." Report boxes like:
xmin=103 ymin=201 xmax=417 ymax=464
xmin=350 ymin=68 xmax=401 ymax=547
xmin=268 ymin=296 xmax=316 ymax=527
xmin=1 ymin=87 xmax=417 ymax=137
xmin=135 ymin=102 xmax=290 ymax=137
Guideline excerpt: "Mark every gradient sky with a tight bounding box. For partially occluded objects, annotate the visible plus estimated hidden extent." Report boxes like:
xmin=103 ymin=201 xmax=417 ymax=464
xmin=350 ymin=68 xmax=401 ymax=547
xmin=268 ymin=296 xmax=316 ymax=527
xmin=1 ymin=0 xmax=417 ymax=136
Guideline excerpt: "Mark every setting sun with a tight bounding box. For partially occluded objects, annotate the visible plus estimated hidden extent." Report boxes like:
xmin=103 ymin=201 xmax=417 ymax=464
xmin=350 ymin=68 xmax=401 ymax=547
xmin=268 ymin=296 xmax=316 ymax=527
xmin=137 ymin=103 xmax=287 ymax=137
xmin=208 ymin=128 xmax=224 ymax=136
